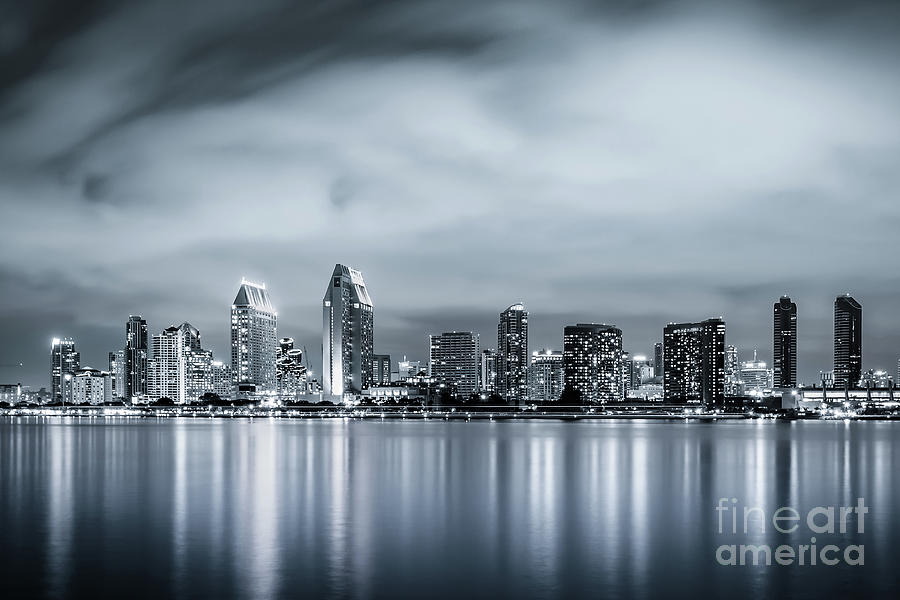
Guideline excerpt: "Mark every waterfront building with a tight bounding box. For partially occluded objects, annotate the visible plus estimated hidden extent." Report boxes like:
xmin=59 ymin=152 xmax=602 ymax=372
xmin=739 ymin=350 xmax=773 ymax=396
xmin=125 ymin=315 xmax=148 ymax=402
xmin=50 ymin=337 xmax=80 ymax=401
xmin=429 ymin=332 xmax=480 ymax=399
xmin=663 ymin=318 xmax=726 ymax=405
xmin=70 ymin=368 xmax=112 ymax=405
xmin=480 ymin=349 xmax=498 ymax=393
xmin=277 ymin=338 xmax=308 ymax=398
xmin=528 ymin=349 xmax=564 ymax=403
xmin=231 ymin=279 xmax=278 ymax=394
xmin=859 ymin=369 xmax=893 ymax=389
xmin=373 ymin=354 xmax=392 ymax=386
xmin=497 ymin=303 xmax=528 ymax=406
xmin=322 ymin=264 xmax=374 ymax=396
xmin=773 ymin=296 xmax=798 ymax=388
xmin=563 ymin=324 xmax=623 ymax=404
xmin=398 ymin=357 xmax=424 ymax=380
xmin=725 ymin=345 xmax=740 ymax=396
xmin=108 ymin=349 xmax=126 ymax=400
xmin=833 ymin=294 xmax=862 ymax=389
xmin=654 ymin=342 xmax=663 ymax=378
xmin=210 ymin=361 xmax=232 ymax=399
xmin=149 ymin=323 xmax=215 ymax=404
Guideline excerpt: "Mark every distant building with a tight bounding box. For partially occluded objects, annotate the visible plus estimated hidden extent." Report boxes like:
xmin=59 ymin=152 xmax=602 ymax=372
xmin=654 ymin=342 xmax=663 ymax=378
xmin=50 ymin=337 xmax=80 ymax=401
xmin=373 ymin=354 xmax=392 ymax=386
xmin=480 ymin=349 xmax=497 ymax=393
xmin=149 ymin=323 xmax=215 ymax=404
xmin=773 ymin=296 xmax=798 ymax=388
xmin=663 ymin=318 xmax=726 ymax=405
xmin=859 ymin=369 xmax=893 ymax=389
xmin=740 ymin=350 xmax=773 ymax=396
xmin=621 ymin=350 xmax=631 ymax=398
xmin=628 ymin=354 xmax=653 ymax=391
xmin=398 ymin=356 xmax=424 ymax=380
xmin=210 ymin=361 xmax=232 ymax=399
xmin=563 ymin=324 xmax=623 ymax=404
xmin=429 ymin=332 xmax=480 ymax=399
xmin=725 ymin=345 xmax=739 ymax=396
xmin=125 ymin=315 xmax=148 ymax=402
xmin=277 ymin=338 xmax=308 ymax=398
xmin=833 ymin=294 xmax=862 ymax=389
xmin=528 ymin=349 xmax=563 ymax=403
xmin=231 ymin=280 xmax=278 ymax=393
xmin=497 ymin=303 xmax=528 ymax=406
xmin=322 ymin=264 xmax=374 ymax=396
xmin=70 ymin=368 xmax=112 ymax=405
xmin=108 ymin=350 xmax=126 ymax=400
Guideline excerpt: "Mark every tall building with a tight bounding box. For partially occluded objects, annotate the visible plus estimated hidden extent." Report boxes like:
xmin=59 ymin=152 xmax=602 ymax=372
xmin=654 ymin=342 xmax=663 ymax=378
xmin=663 ymin=318 xmax=726 ymax=405
xmin=373 ymin=354 xmax=392 ymax=386
xmin=322 ymin=264 xmax=374 ymax=396
xmin=429 ymin=332 xmax=480 ymax=399
xmin=528 ymin=349 xmax=563 ymax=403
xmin=740 ymin=350 xmax=772 ymax=396
xmin=725 ymin=345 xmax=740 ymax=396
xmin=125 ymin=315 xmax=148 ymax=402
xmin=621 ymin=350 xmax=632 ymax=398
xmin=563 ymin=324 xmax=623 ymax=404
xmin=833 ymin=294 xmax=862 ymax=389
xmin=108 ymin=349 xmax=126 ymax=400
xmin=773 ymin=295 xmax=798 ymax=388
xmin=629 ymin=354 xmax=653 ymax=389
xmin=50 ymin=337 xmax=80 ymax=401
xmin=71 ymin=368 xmax=112 ymax=405
xmin=231 ymin=280 xmax=278 ymax=393
xmin=149 ymin=322 xmax=214 ymax=404
xmin=480 ymin=349 xmax=498 ymax=393
xmin=210 ymin=361 xmax=232 ymax=399
xmin=277 ymin=338 xmax=308 ymax=398
xmin=497 ymin=303 xmax=528 ymax=406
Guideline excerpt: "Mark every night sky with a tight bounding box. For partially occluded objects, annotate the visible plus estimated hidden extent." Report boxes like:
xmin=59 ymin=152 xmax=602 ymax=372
xmin=1 ymin=0 xmax=899 ymax=389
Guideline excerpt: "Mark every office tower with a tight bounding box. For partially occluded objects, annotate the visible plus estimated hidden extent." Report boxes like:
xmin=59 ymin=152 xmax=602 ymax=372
xmin=630 ymin=355 xmax=653 ymax=388
xmin=149 ymin=323 xmax=214 ymax=404
xmin=621 ymin=350 xmax=632 ymax=398
xmin=50 ymin=337 xmax=80 ymax=401
xmin=125 ymin=315 xmax=148 ymax=402
xmin=563 ymin=324 xmax=623 ymax=404
xmin=277 ymin=338 xmax=308 ymax=398
xmin=231 ymin=279 xmax=278 ymax=393
xmin=654 ymin=342 xmax=663 ymax=378
xmin=108 ymin=350 xmax=126 ymax=400
xmin=480 ymin=349 xmax=498 ymax=393
xmin=398 ymin=356 xmax=423 ymax=380
xmin=773 ymin=296 xmax=798 ymax=388
xmin=429 ymin=332 xmax=480 ymax=399
xmin=740 ymin=350 xmax=772 ymax=396
xmin=528 ymin=349 xmax=564 ymax=403
xmin=71 ymin=368 xmax=112 ymax=405
xmin=322 ymin=264 xmax=374 ymax=396
xmin=663 ymin=318 xmax=726 ymax=405
xmin=833 ymin=294 xmax=862 ymax=389
xmin=897 ymin=358 xmax=900 ymax=386
xmin=210 ymin=361 xmax=233 ymax=399
xmin=724 ymin=345 xmax=740 ymax=396
xmin=497 ymin=303 xmax=528 ymax=406
xmin=373 ymin=354 xmax=392 ymax=386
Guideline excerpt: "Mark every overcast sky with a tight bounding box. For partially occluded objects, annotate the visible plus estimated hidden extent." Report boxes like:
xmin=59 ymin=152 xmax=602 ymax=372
xmin=1 ymin=0 xmax=899 ymax=388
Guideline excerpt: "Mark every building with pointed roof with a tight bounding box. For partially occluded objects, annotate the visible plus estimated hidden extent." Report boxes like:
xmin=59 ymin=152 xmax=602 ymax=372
xmin=231 ymin=279 xmax=277 ymax=394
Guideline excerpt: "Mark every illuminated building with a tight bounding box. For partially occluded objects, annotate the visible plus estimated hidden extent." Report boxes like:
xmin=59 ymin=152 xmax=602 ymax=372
xmin=398 ymin=356 xmax=423 ymax=380
xmin=528 ymin=349 xmax=563 ymax=403
xmin=429 ymin=332 xmax=480 ymax=399
xmin=108 ymin=350 xmax=126 ymax=400
xmin=70 ymin=368 xmax=112 ymax=405
xmin=739 ymin=350 xmax=772 ymax=396
xmin=563 ymin=324 xmax=623 ymax=404
xmin=231 ymin=279 xmax=278 ymax=393
xmin=277 ymin=337 xmax=308 ymax=398
xmin=497 ymin=303 xmax=528 ymax=406
xmin=629 ymin=354 xmax=653 ymax=389
xmin=50 ymin=337 xmax=80 ymax=401
xmin=663 ymin=318 xmax=726 ymax=405
xmin=833 ymin=294 xmax=862 ymax=389
xmin=373 ymin=354 xmax=392 ymax=385
xmin=725 ymin=345 xmax=739 ymax=396
xmin=148 ymin=322 xmax=217 ymax=404
xmin=210 ymin=361 xmax=232 ymax=399
xmin=125 ymin=315 xmax=148 ymax=401
xmin=480 ymin=349 xmax=498 ymax=393
xmin=654 ymin=342 xmax=663 ymax=378
xmin=322 ymin=264 xmax=374 ymax=396
xmin=773 ymin=296 xmax=798 ymax=388
xmin=859 ymin=369 xmax=892 ymax=389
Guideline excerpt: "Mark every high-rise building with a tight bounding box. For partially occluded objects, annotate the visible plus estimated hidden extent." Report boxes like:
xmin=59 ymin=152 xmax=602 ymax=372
xmin=71 ymin=368 xmax=112 ymax=405
xmin=50 ymin=337 xmax=80 ymax=401
xmin=373 ymin=354 xmax=392 ymax=386
xmin=629 ymin=354 xmax=653 ymax=389
xmin=322 ymin=264 xmax=374 ymax=396
xmin=277 ymin=338 xmax=308 ymax=398
xmin=231 ymin=280 xmax=278 ymax=393
xmin=739 ymin=350 xmax=772 ymax=396
xmin=725 ymin=345 xmax=740 ymax=396
xmin=773 ymin=295 xmax=798 ymax=388
xmin=108 ymin=350 xmax=126 ymax=400
xmin=833 ymin=294 xmax=862 ymax=389
xmin=125 ymin=315 xmax=148 ymax=402
xmin=563 ymin=324 xmax=623 ymax=404
xmin=149 ymin=322 xmax=214 ymax=404
xmin=663 ymin=318 xmax=726 ymax=405
xmin=429 ymin=332 xmax=480 ymax=399
xmin=210 ymin=361 xmax=232 ymax=399
xmin=528 ymin=349 xmax=564 ymax=403
xmin=654 ymin=342 xmax=663 ymax=378
xmin=480 ymin=349 xmax=498 ymax=393
xmin=497 ymin=303 xmax=528 ymax=406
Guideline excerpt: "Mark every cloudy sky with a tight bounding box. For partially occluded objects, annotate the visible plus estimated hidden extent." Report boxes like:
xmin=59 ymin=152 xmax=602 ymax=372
xmin=1 ymin=0 xmax=899 ymax=388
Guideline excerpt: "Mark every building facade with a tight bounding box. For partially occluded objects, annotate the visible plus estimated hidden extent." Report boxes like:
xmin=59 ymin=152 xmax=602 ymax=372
xmin=322 ymin=264 xmax=374 ymax=396
xmin=480 ymin=349 xmax=498 ymax=393
xmin=497 ymin=303 xmax=528 ymax=406
xmin=429 ymin=332 xmax=480 ymax=399
xmin=663 ymin=318 xmax=726 ymax=405
xmin=528 ymin=349 xmax=564 ymax=403
xmin=108 ymin=349 xmax=126 ymax=400
xmin=231 ymin=280 xmax=278 ymax=394
xmin=125 ymin=315 xmax=148 ymax=402
xmin=71 ymin=368 xmax=112 ymax=405
xmin=277 ymin=338 xmax=308 ymax=398
xmin=773 ymin=295 xmax=798 ymax=388
xmin=50 ymin=337 xmax=80 ymax=401
xmin=563 ymin=324 xmax=623 ymax=404
xmin=833 ymin=294 xmax=862 ymax=389
xmin=373 ymin=354 xmax=392 ymax=386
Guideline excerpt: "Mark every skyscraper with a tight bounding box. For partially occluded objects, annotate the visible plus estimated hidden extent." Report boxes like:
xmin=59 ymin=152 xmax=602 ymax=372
xmin=125 ymin=315 xmax=148 ymax=402
xmin=480 ymin=349 xmax=498 ymax=393
xmin=148 ymin=323 xmax=212 ymax=404
xmin=429 ymin=332 xmax=480 ymax=399
xmin=663 ymin=318 xmax=726 ymax=405
xmin=372 ymin=354 xmax=392 ymax=386
xmin=277 ymin=338 xmax=308 ymax=398
xmin=528 ymin=349 xmax=564 ymax=403
xmin=322 ymin=264 xmax=374 ymax=396
xmin=50 ymin=337 xmax=80 ymax=401
xmin=833 ymin=294 xmax=862 ymax=389
xmin=231 ymin=280 xmax=278 ymax=393
xmin=654 ymin=342 xmax=663 ymax=378
xmin=108 ymin=349 xmax=125 ymax=400
xmin=725 ymin=344 xmax=739 ymax=396
xmin=563 ymin=324 xmax=623 ymax=404
xmin=497 ymin=303 xmax=528 ymax=406
xmin=773 ymin=295 xmax=798 ymax=388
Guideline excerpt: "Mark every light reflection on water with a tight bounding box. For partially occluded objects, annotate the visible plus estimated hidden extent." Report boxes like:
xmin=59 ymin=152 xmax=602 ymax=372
xmin=1 ymin=418 xmax=898 ymax=599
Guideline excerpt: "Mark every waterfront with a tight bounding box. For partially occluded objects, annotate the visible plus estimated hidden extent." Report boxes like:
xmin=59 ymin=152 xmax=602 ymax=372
xmin=1 ymin=418 xmax=898 ymax=598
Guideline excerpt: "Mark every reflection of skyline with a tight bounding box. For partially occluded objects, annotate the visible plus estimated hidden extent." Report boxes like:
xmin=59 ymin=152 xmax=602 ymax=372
xmin=0 ymin=419 xmax=894 ymax=597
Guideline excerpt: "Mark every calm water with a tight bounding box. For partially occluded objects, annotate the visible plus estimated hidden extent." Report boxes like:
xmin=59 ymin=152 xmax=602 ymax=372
xmin=1 ymin=417 xmax=898 ymax=599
